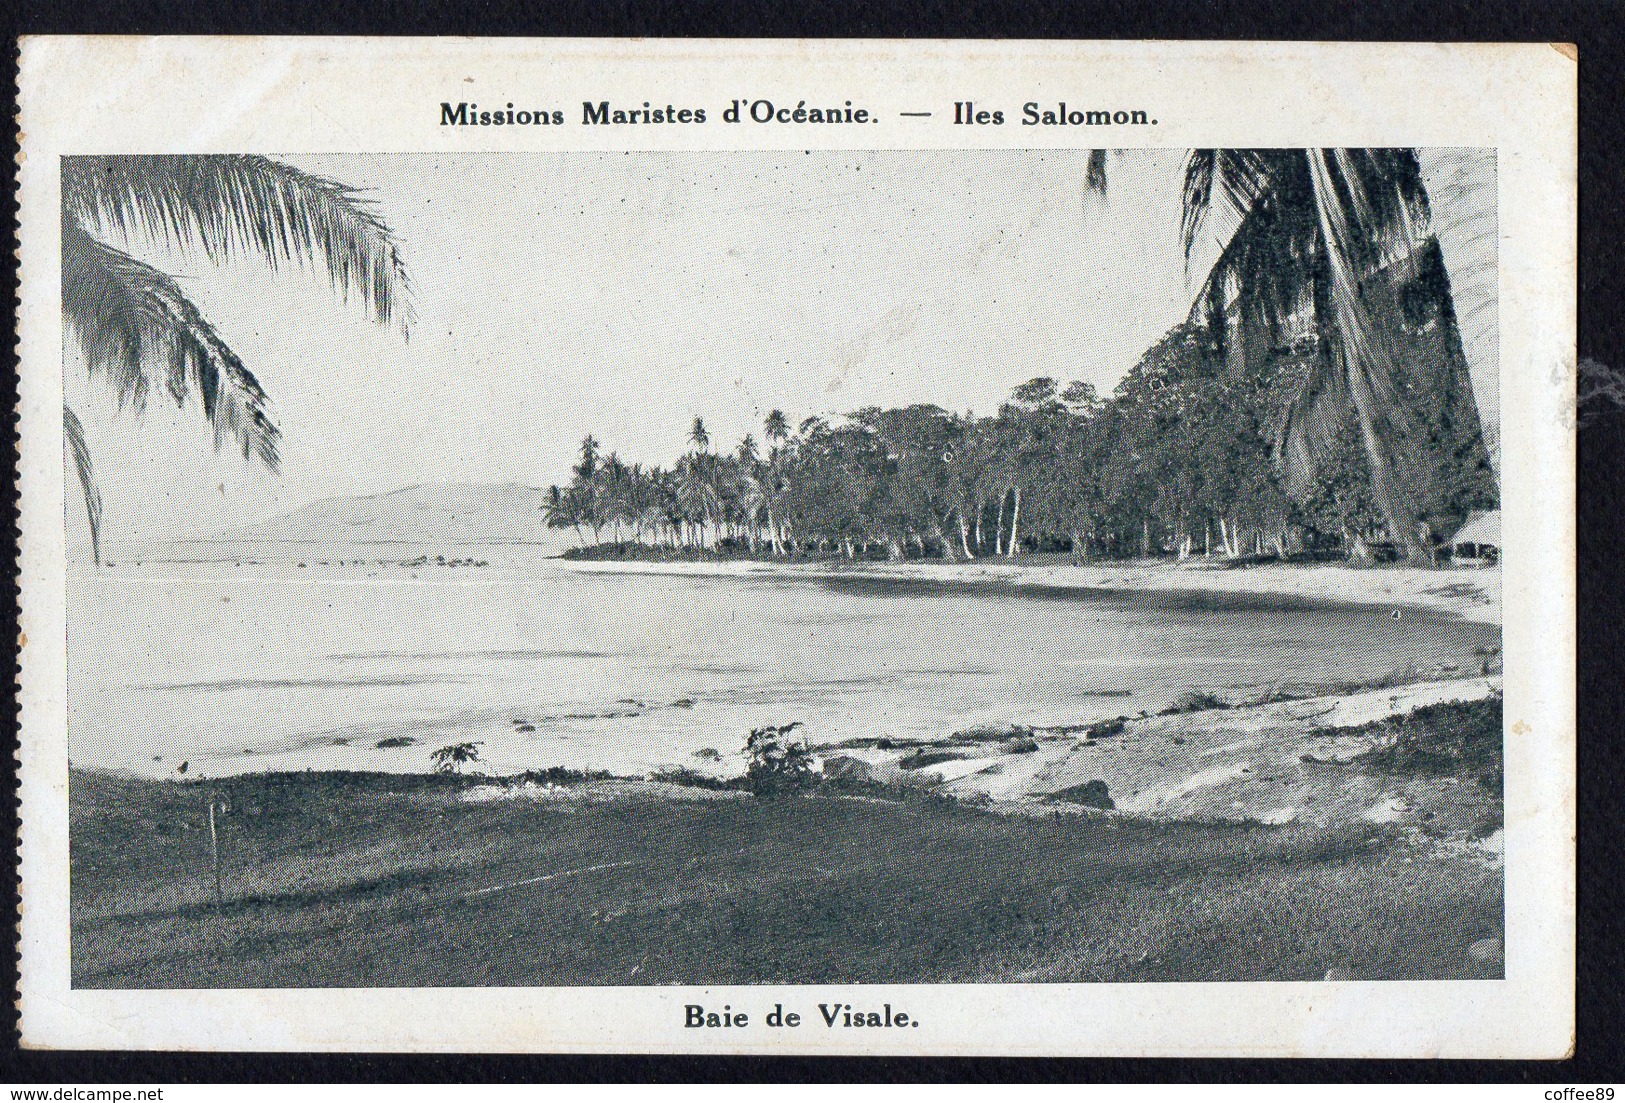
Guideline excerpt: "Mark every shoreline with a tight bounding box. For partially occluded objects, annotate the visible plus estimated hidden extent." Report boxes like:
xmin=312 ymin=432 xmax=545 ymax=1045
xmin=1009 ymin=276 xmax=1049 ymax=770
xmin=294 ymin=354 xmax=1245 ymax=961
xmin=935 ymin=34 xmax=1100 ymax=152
xmin=107 ymin=539 xmax=1501 ymax=627
xmin=72 ymin=547 xmax=1499 ymax=790
xmin=559 ymin=554 xmax=1503 ymax=626
xmin=80 ymin=673 xmax=1502 ymax=835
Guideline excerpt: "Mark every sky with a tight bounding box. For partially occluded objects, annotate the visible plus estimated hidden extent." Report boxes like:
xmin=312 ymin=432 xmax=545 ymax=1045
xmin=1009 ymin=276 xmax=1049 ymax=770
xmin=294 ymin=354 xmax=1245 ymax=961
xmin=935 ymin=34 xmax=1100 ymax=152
xmin=67 ymin=149 xmax=1214 ymax=544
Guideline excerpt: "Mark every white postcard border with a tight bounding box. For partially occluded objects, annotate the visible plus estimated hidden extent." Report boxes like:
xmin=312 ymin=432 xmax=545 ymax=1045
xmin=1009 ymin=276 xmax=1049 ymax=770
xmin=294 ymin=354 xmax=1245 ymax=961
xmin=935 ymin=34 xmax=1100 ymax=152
xmin=16 ymin=37 xmax=1577 ymax=1057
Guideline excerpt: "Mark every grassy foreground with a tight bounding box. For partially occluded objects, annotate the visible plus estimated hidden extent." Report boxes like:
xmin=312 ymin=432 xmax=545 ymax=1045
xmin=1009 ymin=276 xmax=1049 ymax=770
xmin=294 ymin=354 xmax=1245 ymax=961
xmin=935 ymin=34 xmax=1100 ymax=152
xmin=71 ymin=768 xmax=1501 ymax=987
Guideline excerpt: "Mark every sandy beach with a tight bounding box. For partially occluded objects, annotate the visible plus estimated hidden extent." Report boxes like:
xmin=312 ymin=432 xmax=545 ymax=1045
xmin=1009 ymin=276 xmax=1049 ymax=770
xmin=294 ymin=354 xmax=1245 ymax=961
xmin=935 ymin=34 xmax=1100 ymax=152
xmin=815 ymin=675 xmax=1503 ymax=837
xmin=562 ymin=555 xmax=1503 ymax=627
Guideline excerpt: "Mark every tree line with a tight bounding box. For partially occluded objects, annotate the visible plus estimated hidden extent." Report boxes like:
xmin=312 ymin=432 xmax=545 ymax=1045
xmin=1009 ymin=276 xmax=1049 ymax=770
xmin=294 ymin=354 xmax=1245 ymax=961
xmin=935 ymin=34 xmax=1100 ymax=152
xmin=547 ymin=308 xmax=1496 ymax=565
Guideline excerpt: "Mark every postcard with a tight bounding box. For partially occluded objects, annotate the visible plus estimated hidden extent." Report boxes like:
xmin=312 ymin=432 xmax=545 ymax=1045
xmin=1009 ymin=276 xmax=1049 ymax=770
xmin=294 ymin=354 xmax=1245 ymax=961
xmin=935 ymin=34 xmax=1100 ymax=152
xmin=15 ymin=37 xmax=1576 ymax=1056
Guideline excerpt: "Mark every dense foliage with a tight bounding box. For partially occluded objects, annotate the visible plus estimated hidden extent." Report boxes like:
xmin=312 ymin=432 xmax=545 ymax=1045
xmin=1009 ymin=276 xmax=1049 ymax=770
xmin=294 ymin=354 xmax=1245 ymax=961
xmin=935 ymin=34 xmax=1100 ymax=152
xmin=550 ymin=303 xmax=1495 ymax=564
xmin=742 ymin=722 xmax=817 ymax=798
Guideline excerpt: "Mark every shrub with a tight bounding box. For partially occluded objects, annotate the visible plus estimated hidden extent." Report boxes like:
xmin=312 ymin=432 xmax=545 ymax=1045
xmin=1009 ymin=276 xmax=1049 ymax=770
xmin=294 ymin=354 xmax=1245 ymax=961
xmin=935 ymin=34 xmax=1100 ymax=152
xmin=648 ymin=767 xmax=743 ymax=792
xmin=429 ymin=741 xmax=483 ymax=773
xmin=512 ymin=765 xmax=613 ymax=787
xmin=1348 ymin=695 xmax=1503 ymax=793
xmin=1160 ymin=691 xmax=1229 ymax=715
xmin=743 ymin=722 xmax=814 ymax=797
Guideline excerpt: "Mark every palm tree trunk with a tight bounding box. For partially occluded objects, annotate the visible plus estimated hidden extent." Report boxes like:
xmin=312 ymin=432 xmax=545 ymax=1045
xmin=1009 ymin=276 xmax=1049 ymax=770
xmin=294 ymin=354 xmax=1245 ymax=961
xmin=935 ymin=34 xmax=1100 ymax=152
xmin=1417 ymin=148 xmax=1500 ymax=489
xmin=1005 ymin=488 xmax=1023 ymax=558
xmin=1345 ymin=525 xmax=1372 ymax=561
xmin=959 ymin=514 xmax=976 ymax=559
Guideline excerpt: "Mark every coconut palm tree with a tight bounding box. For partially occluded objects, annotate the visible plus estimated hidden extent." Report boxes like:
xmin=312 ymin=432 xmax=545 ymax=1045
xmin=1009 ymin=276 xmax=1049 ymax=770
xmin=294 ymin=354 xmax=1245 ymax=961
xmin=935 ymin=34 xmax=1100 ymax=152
xmin=571 ymin=434 xmax=605 ymax=543
xmin=761 ymin=410 xmax=793 ymax=554
xmin=1180 ymin=149 xmax=1468 ymax=561
xmin=62 ymin=154 xmax=411 ymax=564
xmin=543 ymin=484 xmax=585 ymax=545
xmin=624 ymin=462 xmax=654 ymax=545
xmin=576 ymin=433 xmax=601 ymax=478
xmin=1075 ymin=148 xmax=1495 ymax=560
xmin=675 ymin=453 xmax=720 ymax=548
xmin=726 ymin=434 xmax=762 ymax=549
xmin=764 ymin=408 xmax=789 ymax=446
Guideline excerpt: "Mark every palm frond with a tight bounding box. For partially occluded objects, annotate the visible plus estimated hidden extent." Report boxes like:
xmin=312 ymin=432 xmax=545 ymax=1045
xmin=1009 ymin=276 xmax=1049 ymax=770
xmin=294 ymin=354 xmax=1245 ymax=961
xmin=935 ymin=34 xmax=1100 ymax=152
xmin=1190 ymin=202 xmax=1314 ymax=338
xmin=63 ymin=154 xmax=412 ymax=332
xmin=1182 ymin=148 xmax=1437 ymax=509
xmin=1304 ymin=151 xmax=1413 ymax=438
xmin=63 ymin=405 xmax=104 ymax=567
xmin=1179 ymin=150 xmax=1217 ymax=262
xmin=1274 ymin=347 xmax=1348 ymax=498
xmin=1184 ymin=153 xmax=1319 ymax=362
xmin=1327 ymin=148 xmax=1431 ymax=283
xmin=1301 ymin=148 xmax=1435 ymax=534
xmin=63 ymin=213 xmax=281 ymax=469
xmin=1179 ymin=149 xmax=1274 ymax=267
xmin=1086 ymin=150 xmax=1109 ymax=195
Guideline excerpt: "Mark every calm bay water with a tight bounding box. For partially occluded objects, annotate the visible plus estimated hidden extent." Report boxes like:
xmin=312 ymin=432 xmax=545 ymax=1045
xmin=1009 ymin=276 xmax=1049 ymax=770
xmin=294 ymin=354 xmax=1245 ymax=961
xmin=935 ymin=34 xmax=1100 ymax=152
xmin=67 ymin=542 xmax=1499 ymax=780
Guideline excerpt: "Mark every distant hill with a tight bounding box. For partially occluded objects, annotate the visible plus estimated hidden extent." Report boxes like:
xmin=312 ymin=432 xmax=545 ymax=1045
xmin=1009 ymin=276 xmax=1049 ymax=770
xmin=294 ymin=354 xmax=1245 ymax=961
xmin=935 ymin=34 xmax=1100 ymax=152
xmin=219 ymin=483 xmax=566 ymax=546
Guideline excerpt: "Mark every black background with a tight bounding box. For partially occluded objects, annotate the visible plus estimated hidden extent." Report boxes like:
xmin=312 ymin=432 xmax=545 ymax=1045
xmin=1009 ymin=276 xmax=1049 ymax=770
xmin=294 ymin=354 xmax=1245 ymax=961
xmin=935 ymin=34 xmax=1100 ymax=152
xmin=4 ymin=0 xmax=1620 ymax=1085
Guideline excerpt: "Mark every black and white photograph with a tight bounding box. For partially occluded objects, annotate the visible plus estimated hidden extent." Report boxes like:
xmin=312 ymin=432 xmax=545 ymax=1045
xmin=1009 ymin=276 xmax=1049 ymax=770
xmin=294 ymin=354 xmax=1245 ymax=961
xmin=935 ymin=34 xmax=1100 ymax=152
xmin=61 ymin=146 xmax=1506 ymax=987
